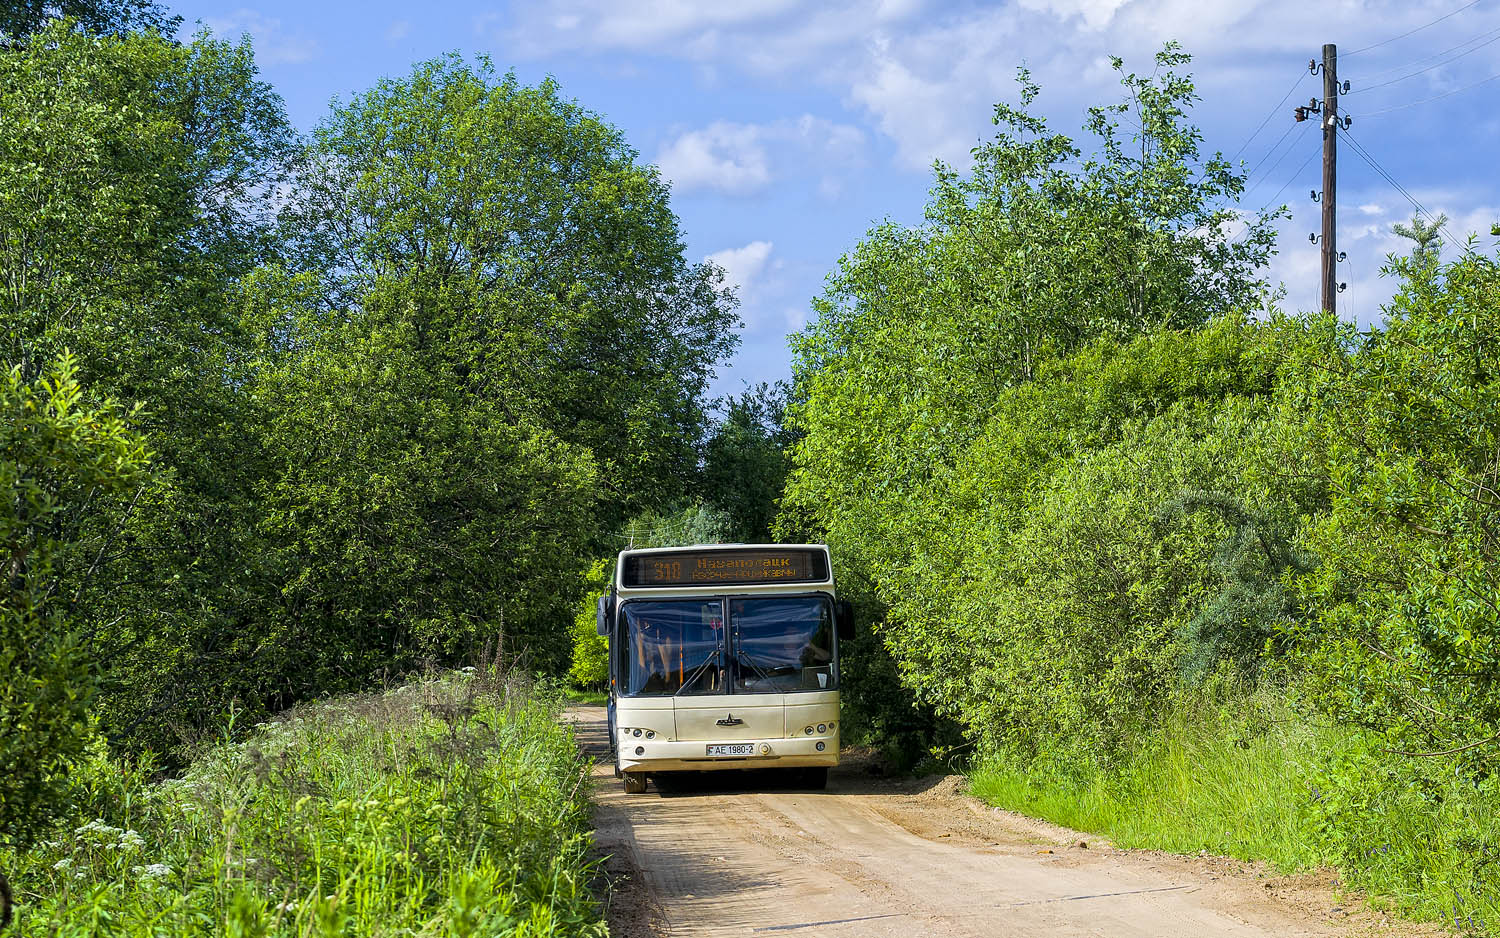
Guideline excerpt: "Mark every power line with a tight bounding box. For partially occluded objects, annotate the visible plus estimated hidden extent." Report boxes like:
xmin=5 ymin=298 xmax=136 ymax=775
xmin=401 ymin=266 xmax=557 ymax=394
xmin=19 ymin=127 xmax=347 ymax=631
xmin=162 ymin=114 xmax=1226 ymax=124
xmin=1356 ymin=68 xmax=1500 ymax=115
xmin=1338 ymin=126 xmax=1464 ymax=250
xmin=1349 ymin=29 xmax=1500 ymax=93
xmin=1254 ymin=147 xmax=1321 ymax=216
xmin=1243 ymin=121 xmax=1299 ymax=183
xmin=1230 ymin=72 xmax=1307 ymax=163
xmin=1243 ymin=126 xmax=1310 ymax=205
xmin=1352 ymin=21 xmax=1500 ymax=82
xmin=1344 ymin=0 xmax=1486 ymax=57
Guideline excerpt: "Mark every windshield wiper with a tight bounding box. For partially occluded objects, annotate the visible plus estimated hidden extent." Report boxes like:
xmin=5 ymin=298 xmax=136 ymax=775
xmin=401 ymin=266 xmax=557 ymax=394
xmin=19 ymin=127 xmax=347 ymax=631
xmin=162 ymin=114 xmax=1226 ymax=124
xmin=732 ymin=635 xmax=781 ymax=685
xmin=674 ymin=649 xmax=721 ymax=696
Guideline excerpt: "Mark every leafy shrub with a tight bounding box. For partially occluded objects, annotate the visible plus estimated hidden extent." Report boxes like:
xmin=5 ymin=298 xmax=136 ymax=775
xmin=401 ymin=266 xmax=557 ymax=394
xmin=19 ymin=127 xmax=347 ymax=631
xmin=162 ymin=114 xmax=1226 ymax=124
xmin=568 ymin=559 xmax=611 ymax=689
xmin=1 ymin=357 xmax=149 ymax=851
xmin=1280 ymin=250 xmax=1500 ymax=766
xmin=2 ymin=674 xmax=605 ymax=937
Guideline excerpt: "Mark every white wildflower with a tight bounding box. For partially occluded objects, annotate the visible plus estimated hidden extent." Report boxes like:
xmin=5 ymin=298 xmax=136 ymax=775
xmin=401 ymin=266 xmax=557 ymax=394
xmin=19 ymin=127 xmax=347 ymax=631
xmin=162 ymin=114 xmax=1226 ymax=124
xmin=52 ymin=858 xmax=72 ymax=871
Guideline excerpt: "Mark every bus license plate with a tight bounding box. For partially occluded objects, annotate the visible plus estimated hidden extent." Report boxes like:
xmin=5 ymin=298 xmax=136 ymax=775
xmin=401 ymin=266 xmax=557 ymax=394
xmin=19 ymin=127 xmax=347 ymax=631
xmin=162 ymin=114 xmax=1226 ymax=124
xmin=706 ymin=743 xmax=755 ymax=757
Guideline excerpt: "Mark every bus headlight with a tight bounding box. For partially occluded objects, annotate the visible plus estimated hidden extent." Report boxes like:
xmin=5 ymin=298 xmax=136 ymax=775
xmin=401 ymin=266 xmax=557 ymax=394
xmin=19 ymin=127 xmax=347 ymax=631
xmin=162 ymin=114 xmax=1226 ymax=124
xmin=817 ymin=724 xmax=827 ymax=734
xmin=633 ymin=728 xmax=642 ymax=737
xmin=805 ymin=725 xmax=814 ymax=735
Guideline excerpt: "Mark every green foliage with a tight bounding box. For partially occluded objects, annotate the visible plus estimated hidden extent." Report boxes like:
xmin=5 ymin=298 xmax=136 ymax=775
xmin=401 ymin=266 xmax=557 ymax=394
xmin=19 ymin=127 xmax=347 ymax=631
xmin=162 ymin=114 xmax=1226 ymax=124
xmin=250 ymin=302 xmax=601 ymax=683
xmin=973 ymin=690 xmax=1500 ymax=931
xmin=568 ymin=560 xmax=612 ymax=689
xmin=0 ymin=29 xmax=737 ymax=759
xmin=782 ymin=48 xmax=1282 ymax=767
xmin=286 ymin=54 xmax=738 ymax=525
xmin=617 ymin=502 xmax=733 ymax=549
xmin=0 ymin=21 xmax=302 ymax=756
xmin=1 ymin=675 xmax=606 ymax=936
xmin=0 ymin=2 xmax=177 ymax=40
xmin=700 ymin=382 xmax=796 ymax=543
xmin=1391 ymin=211 xmax=1446 ymax=266
xmin=1281 ymin=250 xmax=1500 ymax=765
xmin=1 ymin=356 xmax=149 ymax=850
xmin=970 ymin=687 xmax=1340 ymax=870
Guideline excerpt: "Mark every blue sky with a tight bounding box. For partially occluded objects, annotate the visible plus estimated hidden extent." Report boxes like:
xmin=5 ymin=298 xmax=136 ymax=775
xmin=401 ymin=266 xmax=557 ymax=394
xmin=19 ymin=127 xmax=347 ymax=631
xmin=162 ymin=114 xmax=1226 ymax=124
xmin=172 ymin=0 xmax=1500 ymax=399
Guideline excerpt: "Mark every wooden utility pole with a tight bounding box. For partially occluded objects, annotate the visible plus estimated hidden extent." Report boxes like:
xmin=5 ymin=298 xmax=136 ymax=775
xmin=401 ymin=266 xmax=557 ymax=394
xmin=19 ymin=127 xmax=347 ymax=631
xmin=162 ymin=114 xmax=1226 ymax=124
xmin=1320 ymin=43 xmax=1338 ymax=314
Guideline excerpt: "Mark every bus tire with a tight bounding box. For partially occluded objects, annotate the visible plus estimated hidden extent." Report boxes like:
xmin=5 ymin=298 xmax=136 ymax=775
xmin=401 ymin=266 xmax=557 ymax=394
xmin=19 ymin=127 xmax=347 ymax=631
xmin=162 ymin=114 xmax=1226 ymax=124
xmin=800 ymin=767 xmax=828 ymax=790
xmin=623 ymin=772 xmax=648 ymax=794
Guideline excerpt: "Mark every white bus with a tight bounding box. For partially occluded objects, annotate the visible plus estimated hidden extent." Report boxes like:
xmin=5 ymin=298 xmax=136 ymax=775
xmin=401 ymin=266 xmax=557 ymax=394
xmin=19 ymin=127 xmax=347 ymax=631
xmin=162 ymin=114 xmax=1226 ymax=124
xmin=597 ymin=544 xmax=854 ymax=794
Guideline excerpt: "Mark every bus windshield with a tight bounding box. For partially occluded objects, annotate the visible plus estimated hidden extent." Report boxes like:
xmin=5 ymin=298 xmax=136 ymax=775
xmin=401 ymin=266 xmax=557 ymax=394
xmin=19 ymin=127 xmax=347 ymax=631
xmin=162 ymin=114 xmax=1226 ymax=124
xmin=619 ymin=596 xmax=835 ymax=696
xmin=731 ymin=597 xmax=834 ymax=693
xmin=623 ymin=600 xmax=725 ymax=696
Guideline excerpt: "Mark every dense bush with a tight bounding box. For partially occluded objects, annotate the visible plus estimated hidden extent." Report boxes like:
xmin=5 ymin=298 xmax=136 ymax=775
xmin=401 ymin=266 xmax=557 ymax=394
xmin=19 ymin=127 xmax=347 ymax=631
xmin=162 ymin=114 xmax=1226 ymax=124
xmin=0 ymin=24 xmax=738 ymax=758
xmin=782 ymin=38 xmax=1500 ymax=930
xmin=1280 ymin=252 xmax=1500 ymax=764
xmin=1 ymin=674 xmax=605 ymax=937
xmin=1 ymin=357 xmax=149 ymax=856
xmin=783 ymin=47 xmax=1282 ymax=768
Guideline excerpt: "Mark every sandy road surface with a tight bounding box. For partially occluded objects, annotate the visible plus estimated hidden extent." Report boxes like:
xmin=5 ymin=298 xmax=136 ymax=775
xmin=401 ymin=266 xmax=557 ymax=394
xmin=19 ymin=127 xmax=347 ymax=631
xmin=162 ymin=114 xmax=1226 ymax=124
xmin=567 ymin=707 xmax=1439 ymax=938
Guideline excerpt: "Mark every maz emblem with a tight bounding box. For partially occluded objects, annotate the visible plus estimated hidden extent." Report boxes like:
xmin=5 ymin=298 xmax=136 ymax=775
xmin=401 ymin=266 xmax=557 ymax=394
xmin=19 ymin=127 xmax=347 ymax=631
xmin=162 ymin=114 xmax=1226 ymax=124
xmin=715 ymin=714 xmax=744 ymax=726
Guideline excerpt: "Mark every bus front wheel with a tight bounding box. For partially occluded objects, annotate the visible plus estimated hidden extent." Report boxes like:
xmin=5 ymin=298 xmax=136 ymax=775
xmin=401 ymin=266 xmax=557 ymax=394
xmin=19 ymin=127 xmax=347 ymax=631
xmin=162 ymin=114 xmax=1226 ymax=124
xmin=623 ymin=772 xmax=648 ymax=794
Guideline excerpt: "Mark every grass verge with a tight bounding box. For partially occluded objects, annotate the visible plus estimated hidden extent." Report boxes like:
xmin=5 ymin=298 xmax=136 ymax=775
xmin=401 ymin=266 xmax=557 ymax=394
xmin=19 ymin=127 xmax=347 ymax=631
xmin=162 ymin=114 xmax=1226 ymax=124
xmin=969 ymin=692 xmax=1500 ymax=934
xmin=2 ymin=671 xmax=606 ymax=937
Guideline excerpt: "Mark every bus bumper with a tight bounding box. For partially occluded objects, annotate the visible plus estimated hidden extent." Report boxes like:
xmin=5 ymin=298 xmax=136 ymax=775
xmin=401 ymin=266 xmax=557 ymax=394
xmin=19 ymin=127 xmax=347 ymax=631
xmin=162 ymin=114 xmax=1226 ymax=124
xmin=616 ymin=736 xmax=839 ymax=774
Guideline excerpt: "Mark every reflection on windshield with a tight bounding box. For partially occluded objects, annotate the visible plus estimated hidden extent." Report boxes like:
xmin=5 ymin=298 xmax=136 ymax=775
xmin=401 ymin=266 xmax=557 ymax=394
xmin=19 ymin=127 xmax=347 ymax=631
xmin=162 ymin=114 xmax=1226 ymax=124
xmin=731 ymin=597 xmax=834 ymax=693
xmin=623 ymin=600 xmax=725 ymax=696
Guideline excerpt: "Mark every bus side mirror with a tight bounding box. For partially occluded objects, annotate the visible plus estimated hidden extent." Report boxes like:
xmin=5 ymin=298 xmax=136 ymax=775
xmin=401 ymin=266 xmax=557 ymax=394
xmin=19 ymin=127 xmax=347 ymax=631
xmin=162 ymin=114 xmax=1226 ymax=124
xmin=596 ymin=595 xmax=611 ymax=637
xmin=835 ymin=600 xmax=855 ymax=641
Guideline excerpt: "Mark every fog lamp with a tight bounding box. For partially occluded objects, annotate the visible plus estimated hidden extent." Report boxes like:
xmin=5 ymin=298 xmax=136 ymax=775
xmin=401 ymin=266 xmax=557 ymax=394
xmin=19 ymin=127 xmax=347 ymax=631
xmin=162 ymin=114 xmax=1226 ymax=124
xmin=816 ymin=742 xmax=826 ymax=752
xmin=635 ymin=746 xmax=644 ymax=755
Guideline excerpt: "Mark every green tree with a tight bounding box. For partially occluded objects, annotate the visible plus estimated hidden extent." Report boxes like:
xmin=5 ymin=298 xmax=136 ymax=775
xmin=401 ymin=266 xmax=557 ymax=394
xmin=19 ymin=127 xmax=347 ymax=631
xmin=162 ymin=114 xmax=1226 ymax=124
xmin=1282 ymin=247 xmax=1500 ymax=767
xmin=0 ymin=21 xmax=299 ymax=753
xmin=781 ymin=45 xmax=1284 ymax=764
xmin=0 ymin=1 xmax=176 ymax=41
xmin=1 ymin=356 xmax=149 ymax=914
xmin=248 ymin=298 xmax=603 ymax=682
xmin=284 ymin=55 xmax=739 ymax=526
xmin=701 ymin=382 xmax=796 ymax=543
xmin=1391 ymin=211 xmax=1446 ymax=266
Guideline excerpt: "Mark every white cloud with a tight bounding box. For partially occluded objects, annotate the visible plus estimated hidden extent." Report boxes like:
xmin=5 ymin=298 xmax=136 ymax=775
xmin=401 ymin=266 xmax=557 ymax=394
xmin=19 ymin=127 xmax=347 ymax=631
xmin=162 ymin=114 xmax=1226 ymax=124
xmin=492 ymin=0 xmax=1500 ymax=177
xmin=705 ymin=241 xmax=775 ymax=299
xmin=493 ymin=0 xmax=804 ymax=54
xmin=656 ymin=116 xmax=865 ymax=195
xmin=657 ymin=123 xmax=771 ymax=195
xmin=1017 ymin=0 xmax=1129 ymax=31
xmin=385 ymin=19 xmax=411 ymax=41
xmin=204 ymin=9 xmax=319 ymax=65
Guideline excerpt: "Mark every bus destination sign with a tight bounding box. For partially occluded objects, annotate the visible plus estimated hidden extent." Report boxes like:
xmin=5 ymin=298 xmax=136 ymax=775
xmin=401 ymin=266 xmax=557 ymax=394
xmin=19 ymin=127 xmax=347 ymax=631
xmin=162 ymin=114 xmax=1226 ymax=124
xmin=624 ymin=548 xmax=828 ymax=588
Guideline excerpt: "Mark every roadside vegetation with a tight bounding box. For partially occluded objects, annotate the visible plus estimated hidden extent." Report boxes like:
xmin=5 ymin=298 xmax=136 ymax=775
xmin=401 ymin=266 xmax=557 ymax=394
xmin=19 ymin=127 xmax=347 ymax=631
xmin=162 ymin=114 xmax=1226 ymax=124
xmin=1 ymin=673 xmax=604 ymax=936
xmin=0 ymin=5 xmax=739 ymax=927
xmin=780 ymin=43 xmax=1500 ymax=932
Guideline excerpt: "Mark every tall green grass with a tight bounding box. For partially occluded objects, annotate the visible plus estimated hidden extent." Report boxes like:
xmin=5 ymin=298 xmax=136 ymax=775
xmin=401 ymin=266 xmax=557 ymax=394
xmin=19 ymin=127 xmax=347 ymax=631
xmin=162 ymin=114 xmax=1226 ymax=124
xmin=970 ymin=692 xmax=1500 ymax=934
xmin=2 ymin=672 xmax=606 ymax=937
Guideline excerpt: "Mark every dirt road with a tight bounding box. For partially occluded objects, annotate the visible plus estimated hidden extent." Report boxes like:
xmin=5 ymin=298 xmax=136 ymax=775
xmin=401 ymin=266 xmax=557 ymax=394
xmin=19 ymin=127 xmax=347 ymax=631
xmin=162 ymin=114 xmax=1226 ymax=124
xmin=568 ymin=707 xmax=1437 ymax=938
